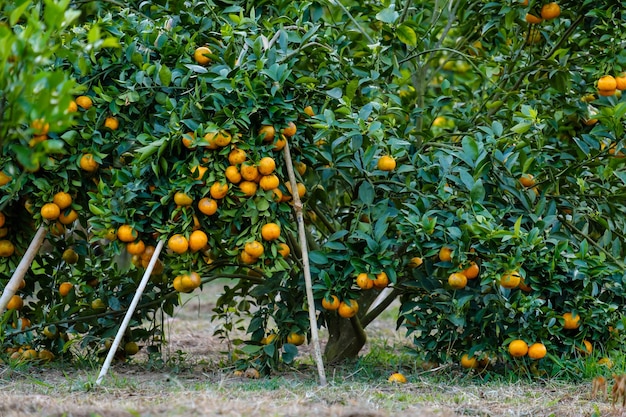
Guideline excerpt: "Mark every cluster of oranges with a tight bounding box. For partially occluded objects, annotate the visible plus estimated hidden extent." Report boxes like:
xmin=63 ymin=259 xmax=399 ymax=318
xmin=39 ymin=191 xmax=78 ymax=235
xmin=524 ymin=2 xmax=561 ymax=24
xmin=596 ymin=74 xmax=626 ymax=97
xmin=4 ymin=344 xmax=54 ymax=364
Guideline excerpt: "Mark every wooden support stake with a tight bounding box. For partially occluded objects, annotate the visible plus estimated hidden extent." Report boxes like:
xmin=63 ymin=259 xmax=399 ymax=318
xmin=0 ymin=226 xmax=46 ymax=314
xmin=283 ymin=141 xmax=327 ymax=387
xmin=96 ymin=239 xmax=164 ymax=386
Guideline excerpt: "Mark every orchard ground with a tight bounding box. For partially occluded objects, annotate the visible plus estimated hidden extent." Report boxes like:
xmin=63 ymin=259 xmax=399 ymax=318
xmin=0 ymin=284 xmax=615 ymax=417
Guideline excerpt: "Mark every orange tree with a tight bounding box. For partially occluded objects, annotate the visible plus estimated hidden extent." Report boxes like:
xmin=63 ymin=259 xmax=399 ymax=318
xmin=2 ymin=0 xmax=626 ymax=375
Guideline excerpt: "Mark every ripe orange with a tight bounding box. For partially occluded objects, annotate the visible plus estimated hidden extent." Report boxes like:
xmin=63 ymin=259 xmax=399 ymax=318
xmin=525 ymin=13 xmax=542 ymax=24
xmin=244 ymin=240 xmax=264 ymax=258
xmin=0 ymin=212 xmax=5 ymax=228
xmin=53 ymin=191 xmax=72 ymax=210
xmin=6 ymin=294 xmax=23 ymax=310
xmin=598 ymin=75 xmax=617 ymax=96
xmin=259 ymin=125 xmax=276 ymax=142
xmin=104 ymin=117 xmax=119 ymax=130
xmin=41 ymin=203 xmax=61 ymax=220
xmin=271 ymin=188 xmax=284 ymax=202
xmin=31 ymin=118 xmax=50 ymax=135
xmin=540 ymin=2 xmax=560 ymax=20
xmin=282 ymin=121 xmax=297 ymax=137
xmin=75 ymin=95 xmax=93 ymax=110
xmin=261 ymin=223 xmax=281 ymax=241
xmin=38 ymin=349 xmax=54 ymax=362
xmin=373 ymin=272 xmax=389 ymax=289
xmin=228 ymin=148 xmax=247 ymax=165
xmin=182 ymin=132 xmax=196 ymax=149
xmin=194 ymin=46 xmax=212 ymax=65
xmin=616 ymin=73 xmax=626 ymax=91
xmin=258 ymin=157 xmax=276 ymax=175
xmin=191 ymin=165 xmax=208 ymax=181
xmin=189 ymin=230 xmax=208 ymax=252
xmin=278 ymin=242 xmax=290 ymax=257
xmin=225 ymin=165 xmax=242 ymax=184
xmin=338 ymin=300 xmax=359 ymax=318
xmin=408 ymin=257 xmax=423 ymax=268
xmin=460 ymin=354 xmax=479 ymax=369
xmin=295 ymin=161 xmax=307 ymax=176
xmin=117 ymin=224 xmax=138 ymax=242
xmin=462 ymin=262 xmax=479 ymax=279
xmin=519 ymin=174 xmax=535 ymax=187
xmin=214 ymin=130 xmax=232 ymax=147
xmin=508 ymin=339 xmax=528 ymax=357
xmin=59 ymin=282 xmax=73 ymax=297
xmin=198 ymin=197 xmax=218 ymax=215
xmin=210 ymin=182 xmax=229 ymax=199
xmin=168 ymin=234 xmax=189 ymax=254
xmin=240 ymin=162 xmax=259 ymax=181
xmin=0 ymin=171 xmax=11 ymax=186
xmin=438 ymin=246 xmax=453 ymax=262
xmin=304 ymin=106 xmax=315 ymax=117
xmin=448 ymin=272 xmax=467 ymax=290
xmin=59 ymin=209 xmax=78 ymax=225
xmin=240 ymin=250 xmax=258 ymax=264
xmin=377 ymin=155 xmax=396 ymax=171
xmin=388 ymin=372 xmax=407 ymax=383
xmin=528 ymin=342 xmax=547 ymax=359
xmin=260 ymin=174 xmax=280 ymax=191
xmin=188 ymin=271 xmax=202 ymax=289
xmin=562 ymin=312 xmax=581 ymax=329
xmin=273 ymin=135 xmax=287 ymax=151
xmin=285 ymin=181 xmax=306 ymax=198
xmin=67 ymin=100 xmax=78 ymax=113
xmin=174 ymin=191 xmax=193 ymax=207
xmin=500 ymin=271 xmax=521 ymax=289
xmin=287 ymin=332 xmax=305 ymax=346
xmin=578 ymin=339 xmax=592 ymax=355
xmin=356 ymin=272 xmax=374 ymax=290
xmin=202 ymin=131 xmax=219 ymax=149
xmin=321 ymin=295 xmax=340 ymax=310
xmin=126 ymin=240 xmax=146 ymax=256
xmin=79 ymin=153 xmax=99 ymax=172
xmin=239 ymin=181 xmax=258 ymax=197
xmin=173 ymin=275 xmax=193 ymax=293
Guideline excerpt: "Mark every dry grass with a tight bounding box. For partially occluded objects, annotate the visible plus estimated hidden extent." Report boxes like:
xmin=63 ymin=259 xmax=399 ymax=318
xmin=0 ymin=289 xmax=620 ymax=417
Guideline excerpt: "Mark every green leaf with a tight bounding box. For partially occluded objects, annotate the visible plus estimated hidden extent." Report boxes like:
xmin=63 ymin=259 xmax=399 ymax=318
xmin=511 ymin=122 xmax=531 ymax=134
xmin=358 ymin=181 xmax=374 ymax=205
xmin=10 ymin=0 xmax=31 ymax=26
xmin=376 ymin=6 xmax=399 ymax=23
xmin=158 ymin=65 xmax=172 ymax=87
xmin=396 ymin=23 xmax=417 ymax=47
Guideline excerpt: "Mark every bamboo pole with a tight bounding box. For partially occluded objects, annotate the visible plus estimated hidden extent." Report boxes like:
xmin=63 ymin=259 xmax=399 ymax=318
xmin=283 ymin=140 xmax=327 ymax=387
xmin=96 ymin=239 xmax=164 ymax=386
xmin=0 ymin=226 xmax=46 ymax=314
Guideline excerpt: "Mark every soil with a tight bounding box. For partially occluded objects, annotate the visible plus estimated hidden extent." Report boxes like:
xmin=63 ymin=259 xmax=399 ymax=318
xmin=0 ymin=291 xmax=618 ymax=417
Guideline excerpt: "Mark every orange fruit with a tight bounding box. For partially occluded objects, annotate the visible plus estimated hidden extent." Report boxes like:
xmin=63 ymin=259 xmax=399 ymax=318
xmin=460 ymin=354 xmax=479 ymax=369
xmin=261 ymin=223 xmax=281 ymax=241
xmin=67 ymin=100 xmax=78 ymax=113
xmin=173 ymin=275 xmax=193 ymax=293
xmin=240 ymin=250 xmax=258 ymax=264
xmin=168 ymin=234 xmax=189 ymax=254
xmin=578 ymin=339 xmax=592 ymax=355
xmin=259 ymin=125 xmax=276 ymax=142
xmin=0 ymin=212 xmax=4 ymax=228
xmin=304 ymin=106 xmax=315 ymax=117
xmin=519 ymin=174 xmax=535 ymax=187
xmin=388 ymin=373 xmax=407 ymax=383
xmin=562 ymin=312 xmax=581 ymax=329
xmin=41 ymin=203 xmax=61 ymax=220
xmin=188 ymin=271 xmax=202 ymax=289
xmin=356 ymin=272 xmax=374 ymax=290
xmin=258 ymin=157 xmax=276 ymax=175
xmin=210 ymin=182 xmax=229 ymax=199
xmin=126 ymin=240 xmax=146 ymax=256
xmin=0 ymin=171 xmax=11 ymax=186
xmin=49 ymin=222 xmax=65 ymax=236
xmin=271 ymin=188 xmax=284 ymax=202
xmin=287 ymin=332 xmax=305 ymax=346
xmin=31 ymin=118 xmax=50 ymax=135
xmin=540 ymin=2 xmax=560 ymax=20
xmin=273 ymin=135 xmax=287 ymax=151
xmin=377 ymin=155 xmax=396 ymax=171
xmin=59 ymin=282 xmax=73 ymax=297
xmin=295 ymin=161 xmax=307 ymax=176
xmin=525 ymin=13 xmax=542 ymax=24
xmin=321 ymin=295 xmax=340 ymax=310
xmin=500 ymin=271 xmax=521 ymax=289
xmin=214 ymin=130 xmax=232 ymax=147
xmin=228 ymin=148 xmax=247 ymax=165
xmin=75 ymin=95 xmax=93 ymax=110
xmin=38 ymin=349 xmax=54 ymax=362
xmin=182 ymin=132 xmax=196 ymax=149
xmin=198 ymin=197 xmax=218 ymax=215
xmin=282 ymin=121 xmax=297 ymax=137
xmin=438 ymin=246 xmax=453 ymax=262
xmin=202 ymin=131 xmax=219 ymax=149
xmin=62 ymin=248 xmax=79 ymax=264
xmin=225 ymin=165 xmax=242 ymax=184
xmin=616 ymin=73 xmax=626 ymax=91
xmin=79 ymin=153 xmax=99 ymax=172
xmin=338 ymin=300 xmax=359 ymax=318
xmin=244 ymin=240 xmax=264 ymax=258
xmin=6 ymin=294 xmax=23 ymax=310
xmin=508 ymin=339 xmax=528 ymax=357
xmin=285 ymin=181 xmax=306 ymax=198
xmin=373 ymin=272 xmax=389 ymax=289
xmin=528 ymin=342 xmax=547 ymax=360
xmin=239 ymin=181 xmax=258 ymax=197
xmin=240 ymin=162 xmax=259 ymax=181
xmin=104 ymin=117 xmax=119 ymax=130
xmin=174 ymin=191 xmax=193 ymax=207
xmin=194 ymin=46 xmax=212 ymax=65
xmin=117 ymin=224 xmax=138 ymax=242
xmin=58 ymin=209 xmax=78 ymax=225
xmin=124 ymin=341 xmax=139 ymax=356
xmin=408 ymin=257 xmax=423 ymax=268
xmin=462 ymin=262 xmax=479 ymax=279
xmin=448 ymin=272 xmax=467 ymax=290
xmin=53 ymin=191 xmax=72 ymax=210
xmin=191 ymin=165 xmax=208 ymax=181
xmin=278 ymin=242 xmax=290 ymax=257
xmin=260 ymin=174 xmax=280 ymax=191
xmin=598 ymin=75 xmax=617 ymax=95
xmin=189 ymin=230 xmax=208 ymax=252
